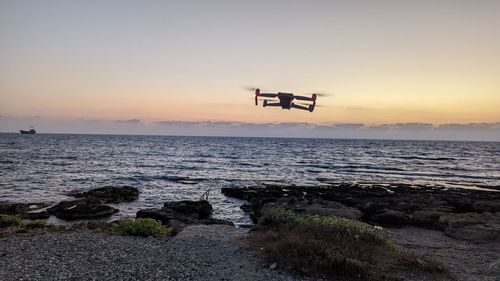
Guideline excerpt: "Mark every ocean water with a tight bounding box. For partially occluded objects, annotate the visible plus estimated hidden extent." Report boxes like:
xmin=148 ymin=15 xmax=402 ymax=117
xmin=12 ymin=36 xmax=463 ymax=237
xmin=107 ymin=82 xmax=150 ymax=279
xmin=0 ymin=133 xmax=499 ymax=225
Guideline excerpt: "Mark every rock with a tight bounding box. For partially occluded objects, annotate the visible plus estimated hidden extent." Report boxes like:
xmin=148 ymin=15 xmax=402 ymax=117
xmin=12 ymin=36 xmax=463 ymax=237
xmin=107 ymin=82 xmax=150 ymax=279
xmin=444 ymin=224 xmax=500 ymax=242
xmin=0 ymin=202 xmax=50 ymax=216
xmin=222 ymin=183 xmax=500 ymax=237
xmin=22 ymin=210 xmax=50 ymax=220
xmin=412 ymin=210 xmax=446 ymax=228
xmin=137 ymin=200 xmax=233 ymax=227
xmin=198 ymin=218 xmax=235 ymax=226
xmin=164 ymin=200 xmax=213 ymax=219
xmin=473 ymin=201 xmax=500 ymax=213
xmin=371 ymin=209 xmax=410 ymax=226
xmin=136 ymin=208 xmax=177 ymax=225
xmin=440 ymin=212 xmax=500 ymax=242
xmin=48 ymin=199 xmax=118 ymax=220
xmin=71 ymin=186 xmax=139 ymax=203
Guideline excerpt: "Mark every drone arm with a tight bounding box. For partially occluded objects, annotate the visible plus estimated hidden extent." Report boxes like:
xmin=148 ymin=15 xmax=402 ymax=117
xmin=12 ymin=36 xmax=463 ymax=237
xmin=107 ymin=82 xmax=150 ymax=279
xmin=294 ymin=95 xmax=313 ymax=101
xmin=259 ymin=93 xmax=278 ymax=98
xmin=291 ymin=103 xmax=312 ymax=112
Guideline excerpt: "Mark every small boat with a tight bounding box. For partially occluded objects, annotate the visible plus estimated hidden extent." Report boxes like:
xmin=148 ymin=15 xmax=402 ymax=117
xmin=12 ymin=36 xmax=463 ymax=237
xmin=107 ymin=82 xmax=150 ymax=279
xmin=20 ymin=127 xmax=36 ymax=134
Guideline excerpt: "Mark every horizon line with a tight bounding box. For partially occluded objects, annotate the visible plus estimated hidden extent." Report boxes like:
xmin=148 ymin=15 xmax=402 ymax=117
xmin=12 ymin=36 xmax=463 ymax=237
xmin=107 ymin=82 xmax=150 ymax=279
xmin=1 ymin=131 xmax=498 ymax=143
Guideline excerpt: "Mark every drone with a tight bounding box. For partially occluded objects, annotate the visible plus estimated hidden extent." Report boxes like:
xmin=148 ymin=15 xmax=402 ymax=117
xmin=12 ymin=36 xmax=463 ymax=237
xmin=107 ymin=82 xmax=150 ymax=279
xmin=251 ymin=88 xmax=322 ymax=112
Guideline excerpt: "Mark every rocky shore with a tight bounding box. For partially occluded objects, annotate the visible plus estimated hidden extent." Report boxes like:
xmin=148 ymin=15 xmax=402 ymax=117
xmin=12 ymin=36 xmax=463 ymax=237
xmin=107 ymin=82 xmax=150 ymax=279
xmin=222 ymin=183 xmax=500 ymax=243
xmin=1 ymin=183 xmax=499 ymax=280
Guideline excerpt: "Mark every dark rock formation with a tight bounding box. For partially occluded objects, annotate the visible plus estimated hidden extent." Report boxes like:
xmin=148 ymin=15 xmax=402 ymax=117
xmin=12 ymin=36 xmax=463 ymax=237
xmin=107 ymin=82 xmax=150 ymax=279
xmin=71 ymin=186 xmax=139 ymax=203
xmin=48 ymin=199 xmax=118 ymax=220
xmin=221 ymin=183 xmax=500 ymax=242
xmin=0 ymin=202 xmax=51 ymax=220
xmin=137 ymin=200 xmax=233 ymax=227
xmin=164 ymin=200 xmax=213 ymax=219
xmin=372 ymin=209 xmax=410 ymax=226
xmin=440 ymin=212 xmax=500 ymax=242
xmin=22 ymin=210 xmax=50 ymax=220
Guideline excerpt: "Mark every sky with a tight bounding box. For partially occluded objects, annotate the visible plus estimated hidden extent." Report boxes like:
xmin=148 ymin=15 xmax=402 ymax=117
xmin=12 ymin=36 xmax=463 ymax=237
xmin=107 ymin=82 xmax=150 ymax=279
xmin=1 ymin=0 xmax=499 ymax=140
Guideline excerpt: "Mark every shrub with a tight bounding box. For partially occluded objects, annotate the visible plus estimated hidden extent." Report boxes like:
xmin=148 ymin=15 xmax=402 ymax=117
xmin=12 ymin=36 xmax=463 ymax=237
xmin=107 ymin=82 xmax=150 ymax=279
xmin=0 ymin=214 xmax=23 ymax=228
xmin=259 ymin=206 xmax=390 ymax=245
xmin=117 ymin=218 xmax=168 ymax=237
xmin=247 ymin=205 xmax=446 ymax=281
xmin=24 ymin=221 xmax=47 ymax=229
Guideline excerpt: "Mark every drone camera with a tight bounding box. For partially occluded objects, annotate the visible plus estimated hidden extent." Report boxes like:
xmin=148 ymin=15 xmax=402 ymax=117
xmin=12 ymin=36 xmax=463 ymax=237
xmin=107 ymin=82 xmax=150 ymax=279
xmin=255 ymin=88 xmax=260 ymax=105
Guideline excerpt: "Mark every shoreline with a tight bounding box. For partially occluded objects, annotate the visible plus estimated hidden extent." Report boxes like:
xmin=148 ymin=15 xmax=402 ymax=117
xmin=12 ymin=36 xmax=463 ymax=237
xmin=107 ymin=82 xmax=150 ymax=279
xmin=0 ymin=224 xmax=498 ymax=281
xmin=1 ymin=183 xmax=499 ymax=280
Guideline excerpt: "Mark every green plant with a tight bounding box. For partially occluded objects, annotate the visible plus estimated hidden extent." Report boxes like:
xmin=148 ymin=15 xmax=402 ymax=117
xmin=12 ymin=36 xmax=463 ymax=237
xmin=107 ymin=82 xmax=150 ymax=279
xmin=247 ymin=205 xmax=447 ymax=281
xmin=24 ymin=221 xmax=48 ymax=229
xmin=259 ymin=206 xmax=390 ymax=245
xmin=0 ymin=214 xmax=23 ymax=228
xmin=117 ymin=218 xmax=168 ymax=237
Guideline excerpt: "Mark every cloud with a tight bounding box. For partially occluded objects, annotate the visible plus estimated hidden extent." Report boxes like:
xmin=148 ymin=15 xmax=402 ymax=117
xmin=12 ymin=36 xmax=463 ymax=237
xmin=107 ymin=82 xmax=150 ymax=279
xmin=367 ymin=123 xmax=433 ymax=130
xmin=114 ymin=119 xmax=141 ymax=124
xmin=334 ymin=123 xmax=365 ymax=129
xmin=1 ymin=117 xmax=499 ymax=141
xmin=437 ymin=123 xmax=500 ymax=131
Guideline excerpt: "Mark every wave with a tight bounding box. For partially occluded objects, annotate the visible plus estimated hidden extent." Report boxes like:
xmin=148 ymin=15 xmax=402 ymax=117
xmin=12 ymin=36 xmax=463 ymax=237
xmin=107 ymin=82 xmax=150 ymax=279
xmin=332 ymin=164 xmax=408 ymax=172
xmin=334 ymin=168 xmax=500 ymax=181
xmin=394 ymin=156 xmax=457 ymax=161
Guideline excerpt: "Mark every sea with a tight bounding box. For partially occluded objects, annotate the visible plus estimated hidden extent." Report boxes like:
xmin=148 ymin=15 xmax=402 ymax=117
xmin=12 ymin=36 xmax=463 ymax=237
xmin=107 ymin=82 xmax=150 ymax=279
xmin=0 ymin=133 xmax=499 ymax=225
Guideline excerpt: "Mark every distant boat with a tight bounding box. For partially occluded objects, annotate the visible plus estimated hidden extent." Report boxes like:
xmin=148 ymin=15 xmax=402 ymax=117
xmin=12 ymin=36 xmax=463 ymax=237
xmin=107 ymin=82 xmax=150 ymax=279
xmin=20 ymin=127 xmax=36 ymax=134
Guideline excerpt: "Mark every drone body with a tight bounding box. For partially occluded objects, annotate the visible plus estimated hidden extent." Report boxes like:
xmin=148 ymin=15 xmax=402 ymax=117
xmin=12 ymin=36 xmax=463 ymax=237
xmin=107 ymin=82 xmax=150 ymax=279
xmin=254 ymin=89 xmax=317 ymax=112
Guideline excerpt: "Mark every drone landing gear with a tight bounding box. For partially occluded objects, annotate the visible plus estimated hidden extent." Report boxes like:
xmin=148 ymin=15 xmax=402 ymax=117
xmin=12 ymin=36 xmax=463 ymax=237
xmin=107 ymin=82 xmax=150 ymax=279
xmin=291 ymin=103 xmax=314 ymax=112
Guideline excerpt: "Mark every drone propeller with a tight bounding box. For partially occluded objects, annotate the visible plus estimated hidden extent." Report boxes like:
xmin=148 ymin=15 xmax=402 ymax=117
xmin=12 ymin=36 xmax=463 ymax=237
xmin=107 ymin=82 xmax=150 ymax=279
xmin=294 ymin=95 xmax=313 ymax=101
xmin=244 ymin=86 xmax=259 ymax=91
xmin=297 ymin=102 xmax=323 ymax=107
xmin=304 ymin=92 xmax=332 ymax=97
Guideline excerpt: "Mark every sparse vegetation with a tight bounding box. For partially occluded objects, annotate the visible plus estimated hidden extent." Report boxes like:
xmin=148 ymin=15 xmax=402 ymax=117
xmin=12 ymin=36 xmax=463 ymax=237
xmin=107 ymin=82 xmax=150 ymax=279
xmin=117 ymin=218 xmax=169 ymax=237
xmin=70 ymin=219 xmax=118 ymax=232
xmin=259 ymin=205 xmax=391 ymax=245
xmin=0 ymin=215 xmax=64 ymax=236
xmin=247 ymin=206 xmax=449 ymax=281
xmin=0 ymin=214 xmax=23 ymax=228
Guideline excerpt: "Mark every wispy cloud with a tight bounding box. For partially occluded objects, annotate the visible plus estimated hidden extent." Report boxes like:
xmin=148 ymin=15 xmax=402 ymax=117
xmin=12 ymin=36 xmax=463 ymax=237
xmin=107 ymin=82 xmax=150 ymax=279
xmin=114 ymin=119 xmax=141 ymax=124
xmin=0 ymin=116 xmax=499 ymax=141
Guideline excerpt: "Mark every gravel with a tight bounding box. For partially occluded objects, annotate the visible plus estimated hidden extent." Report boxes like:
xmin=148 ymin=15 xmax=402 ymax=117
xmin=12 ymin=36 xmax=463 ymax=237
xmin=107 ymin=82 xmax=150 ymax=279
xmin=388 ymin=227 xmax=500 ymax=281
xmin=0 ymin=225 xmax=298 ymax=281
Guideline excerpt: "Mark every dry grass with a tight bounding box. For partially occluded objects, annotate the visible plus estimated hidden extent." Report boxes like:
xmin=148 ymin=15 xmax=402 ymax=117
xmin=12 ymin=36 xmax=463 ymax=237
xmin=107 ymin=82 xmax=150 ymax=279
xmin=246 ymin=206 xmax=450 ymax=281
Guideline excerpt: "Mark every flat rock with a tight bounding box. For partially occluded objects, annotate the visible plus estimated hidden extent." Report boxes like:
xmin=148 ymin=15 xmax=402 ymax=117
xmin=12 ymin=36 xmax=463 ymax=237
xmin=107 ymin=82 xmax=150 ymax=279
xmin=71 ymin=186 xmax=139 ymax=203
xmin=412 ymin=210 xmax=447 ymax=228
xmin=164 ymin=200 xmax=213 ymax=219
xmin=136 ymin=208 xmax=178 ymax=225
xmin=440 ymin=212 xmax=500 ymax=242
xmin=0 ymin=202 xmax=50 ymax=216
xmin=137 ymin=200 xmax=233 ymax=227
xmin=372 ymin=209 xmax=410 ymax=226
xmin=22 ymin=210 xmax=50 ymax=220
xmin=48 ymin=199 xmax=118 ymax=220
xmin=472 ymin=200 xmax=500 ymax=213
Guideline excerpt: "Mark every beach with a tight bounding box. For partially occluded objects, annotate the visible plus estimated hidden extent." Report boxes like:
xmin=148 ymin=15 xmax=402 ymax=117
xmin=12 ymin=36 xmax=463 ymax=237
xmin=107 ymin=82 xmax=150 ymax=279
xmin=0 ymin=224 xmax=498 ymax=281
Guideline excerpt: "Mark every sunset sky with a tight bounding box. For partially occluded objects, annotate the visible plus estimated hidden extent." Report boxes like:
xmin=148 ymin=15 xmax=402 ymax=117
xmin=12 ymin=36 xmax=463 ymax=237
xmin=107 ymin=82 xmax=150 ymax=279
xmin=1 ymin=0 xmax=499 ymax=139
